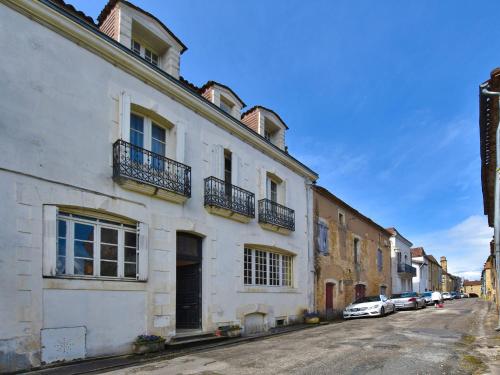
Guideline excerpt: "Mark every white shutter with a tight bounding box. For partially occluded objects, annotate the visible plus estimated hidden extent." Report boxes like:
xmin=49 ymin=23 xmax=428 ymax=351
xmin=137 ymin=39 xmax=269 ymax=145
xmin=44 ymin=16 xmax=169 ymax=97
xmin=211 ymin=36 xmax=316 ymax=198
xmin=42 ymin=205 xmax=57 ymax=276
xmin=211 ymin=145 xmax=224 ymax=180
xmin=120 ymin=91 xmax=131 ymax=142
xmin=231 ymin=153 xmax=240 ymax=186
xmin=137 ymin=222 xmax=149 ymax=281
xmin=176 ymin=122 xmax=186 ymax=164
xmin=283 ymin=178 xmax=290 ymax=206
xmin=260 ymin=168 xmax=267 ymax=199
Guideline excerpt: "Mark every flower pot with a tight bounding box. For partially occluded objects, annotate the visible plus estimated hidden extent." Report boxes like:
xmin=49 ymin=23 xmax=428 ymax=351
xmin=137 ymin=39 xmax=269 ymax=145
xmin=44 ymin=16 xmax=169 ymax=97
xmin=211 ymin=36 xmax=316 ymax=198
xmin=225 ymin=329 xmax=242 ymax=338
xmin=305 ymin=316 xmax=320 ymax=324
xmin=133 ymin=341 xmax=164 ymax=354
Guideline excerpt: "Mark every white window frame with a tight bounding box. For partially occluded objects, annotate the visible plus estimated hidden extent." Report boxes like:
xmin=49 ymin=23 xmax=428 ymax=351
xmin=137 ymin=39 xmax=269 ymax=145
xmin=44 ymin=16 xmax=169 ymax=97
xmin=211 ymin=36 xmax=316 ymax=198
xmin=56 ymin=212 xmax=139 ymax=280
xmin=244 ymin=247 xmax=293 ymax=287
xmin=130 ymin=112 xmax=167 ymax=155
xmin=131 ymin=39 xmax=160 ymax=66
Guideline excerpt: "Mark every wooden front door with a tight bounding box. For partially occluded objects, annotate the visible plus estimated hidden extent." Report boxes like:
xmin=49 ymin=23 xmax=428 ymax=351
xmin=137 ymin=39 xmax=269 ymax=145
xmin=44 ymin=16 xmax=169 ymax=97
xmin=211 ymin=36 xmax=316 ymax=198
xmin=176 ymin=233 xmax=202 ymax=329
xmin=355 ymin=284 xmax=366 ymax=301
xmin=325 ymin=283 xmax=334 ymax=310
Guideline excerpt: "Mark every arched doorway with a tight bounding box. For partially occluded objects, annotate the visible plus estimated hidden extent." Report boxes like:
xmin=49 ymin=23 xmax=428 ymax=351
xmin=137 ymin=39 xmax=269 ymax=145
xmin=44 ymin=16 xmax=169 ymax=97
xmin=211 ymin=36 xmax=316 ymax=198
xmin=176 ymin=232 xmax=203 ymax=330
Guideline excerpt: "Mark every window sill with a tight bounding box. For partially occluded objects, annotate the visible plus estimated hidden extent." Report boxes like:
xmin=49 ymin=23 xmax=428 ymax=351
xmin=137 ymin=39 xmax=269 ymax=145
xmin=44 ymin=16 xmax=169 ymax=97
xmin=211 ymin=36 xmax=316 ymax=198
xmin=43 ymin=276 xmax=147 ymax=292
xmin=239 ymin=286 xmax=299 ymax=294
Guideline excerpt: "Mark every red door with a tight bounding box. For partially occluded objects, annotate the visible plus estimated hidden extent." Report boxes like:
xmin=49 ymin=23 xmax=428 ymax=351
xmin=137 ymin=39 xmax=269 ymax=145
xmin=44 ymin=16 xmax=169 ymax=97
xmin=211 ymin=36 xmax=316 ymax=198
xmin=325 ymin=282 xmax=334 ymax=310
xmin=355 ymin=284 xmax=366 ymax=300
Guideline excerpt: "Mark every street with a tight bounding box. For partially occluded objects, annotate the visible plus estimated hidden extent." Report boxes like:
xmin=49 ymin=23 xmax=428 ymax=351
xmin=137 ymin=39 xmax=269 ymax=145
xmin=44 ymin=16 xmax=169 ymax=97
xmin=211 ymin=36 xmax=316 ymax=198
xmin=102 ymin=299 xmax=500 ymax=375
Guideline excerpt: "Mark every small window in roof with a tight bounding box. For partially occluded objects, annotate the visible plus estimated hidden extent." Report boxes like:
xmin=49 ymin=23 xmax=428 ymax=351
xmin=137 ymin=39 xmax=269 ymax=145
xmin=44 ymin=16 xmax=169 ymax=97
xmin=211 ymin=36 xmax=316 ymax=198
xmin=220 ymin=96 xmax=234 ymax=115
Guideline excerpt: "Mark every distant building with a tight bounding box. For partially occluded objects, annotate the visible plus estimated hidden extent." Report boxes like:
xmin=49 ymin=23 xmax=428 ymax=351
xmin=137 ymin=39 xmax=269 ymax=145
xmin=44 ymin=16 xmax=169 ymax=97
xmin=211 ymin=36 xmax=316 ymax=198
xmin=312 ymin=186 xmax=392 ymax=320
xmin=386 ymin=228 xmax=415 ymax=293
xmin=411 ymin=247 xmax=430 ymax=292
xmin=463 ymin=280 xmax=482 ymax=296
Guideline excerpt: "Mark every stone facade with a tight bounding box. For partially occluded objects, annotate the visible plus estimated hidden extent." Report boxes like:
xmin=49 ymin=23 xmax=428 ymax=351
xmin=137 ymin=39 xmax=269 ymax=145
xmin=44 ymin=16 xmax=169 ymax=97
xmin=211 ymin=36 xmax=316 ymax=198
xmin=463 ymin=280 xmax=482 ymax=296
xmin=312 ymin=186 xmax=392 ymax=319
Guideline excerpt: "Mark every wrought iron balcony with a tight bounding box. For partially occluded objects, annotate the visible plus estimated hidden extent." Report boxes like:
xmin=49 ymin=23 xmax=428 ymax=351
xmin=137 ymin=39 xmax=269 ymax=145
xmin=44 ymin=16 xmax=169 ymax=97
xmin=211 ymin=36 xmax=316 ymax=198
xmin=113 ymin=139 xmax=191 ymax=200
xmin=258 ymin=199 xmax=295 ymax=232
xmin=204 ymin=177 xmax=255 ymax=219
xmin=397 ymin=263 xmax=417 ymax=277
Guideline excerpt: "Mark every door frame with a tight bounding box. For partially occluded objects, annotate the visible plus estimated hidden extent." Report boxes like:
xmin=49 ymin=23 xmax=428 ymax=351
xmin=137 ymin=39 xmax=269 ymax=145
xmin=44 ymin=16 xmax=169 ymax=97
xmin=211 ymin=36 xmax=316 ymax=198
xmin=176 ymin=232 xmax=203 ymax=330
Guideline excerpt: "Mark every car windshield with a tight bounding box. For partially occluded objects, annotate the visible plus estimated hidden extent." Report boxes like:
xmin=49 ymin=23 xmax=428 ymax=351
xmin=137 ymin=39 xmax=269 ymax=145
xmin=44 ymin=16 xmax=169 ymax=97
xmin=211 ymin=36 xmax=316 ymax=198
xmin=391 ymin=292 xmax=416 ymax=298
xmin=353 ymin=296 xmax=380 ymax=304
xmin=422 ymin=292 xmax=432 ymax=297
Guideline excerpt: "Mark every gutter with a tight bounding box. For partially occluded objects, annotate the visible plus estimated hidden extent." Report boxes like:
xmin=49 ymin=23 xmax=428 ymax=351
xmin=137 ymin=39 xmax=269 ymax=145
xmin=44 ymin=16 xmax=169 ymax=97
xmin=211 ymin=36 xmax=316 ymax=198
xmin=480 ymin=82 xmax=500 ymax=331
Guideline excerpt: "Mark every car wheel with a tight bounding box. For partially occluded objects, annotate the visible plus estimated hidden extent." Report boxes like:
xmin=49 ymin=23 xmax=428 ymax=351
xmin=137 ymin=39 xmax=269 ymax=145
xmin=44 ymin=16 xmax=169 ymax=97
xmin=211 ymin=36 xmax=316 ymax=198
xmin=380 ymin=307 xmax=385 ymax=317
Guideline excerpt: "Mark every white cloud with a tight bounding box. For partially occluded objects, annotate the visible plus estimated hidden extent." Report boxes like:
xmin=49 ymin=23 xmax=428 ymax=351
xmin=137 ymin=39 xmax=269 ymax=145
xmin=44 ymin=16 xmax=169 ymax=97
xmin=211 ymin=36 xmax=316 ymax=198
xmin=410 ymin=215 xmax=492 ymax=280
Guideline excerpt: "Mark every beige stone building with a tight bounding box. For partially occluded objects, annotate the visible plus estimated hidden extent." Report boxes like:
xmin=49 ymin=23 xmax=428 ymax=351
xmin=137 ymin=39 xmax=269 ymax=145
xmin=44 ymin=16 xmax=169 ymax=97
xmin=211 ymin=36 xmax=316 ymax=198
xmin=463 ymin=280 xmax=482 ymax=296
xmin=312 ymin=186 xmax=392 ymax=319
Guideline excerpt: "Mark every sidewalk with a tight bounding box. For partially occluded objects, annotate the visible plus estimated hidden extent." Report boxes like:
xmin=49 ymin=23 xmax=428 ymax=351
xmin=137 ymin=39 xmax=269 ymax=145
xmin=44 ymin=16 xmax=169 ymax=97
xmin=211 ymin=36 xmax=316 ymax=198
xmin=24 ymin=323 xmax=329 ymax=375
xmin=469 ymin=301 xmax=500 ymax=374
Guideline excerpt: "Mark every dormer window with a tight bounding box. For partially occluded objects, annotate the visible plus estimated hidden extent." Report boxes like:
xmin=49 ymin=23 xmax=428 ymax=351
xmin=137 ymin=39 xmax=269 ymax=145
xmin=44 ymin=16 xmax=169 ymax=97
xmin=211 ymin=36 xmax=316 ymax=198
xmin=131 ymin=39 xmax=160 ymax=67
xmin=219 ymin=96 xmax=234 ymax=115
xmin=241 ymin=106 xmax=288 ymax=150
xmin=264 ymin=129 xmax=272 ymax=141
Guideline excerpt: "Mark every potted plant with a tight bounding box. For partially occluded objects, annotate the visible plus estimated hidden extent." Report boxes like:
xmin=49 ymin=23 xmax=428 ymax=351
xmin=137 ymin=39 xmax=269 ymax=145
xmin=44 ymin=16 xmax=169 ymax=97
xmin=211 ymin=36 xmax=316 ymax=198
xmin=215 ymin=325 xmax=242 ymax=337
xmin=133 ymin=335 xmax=166 ymax=354
xmin=304 ymin=311 xmax=320 ymax=324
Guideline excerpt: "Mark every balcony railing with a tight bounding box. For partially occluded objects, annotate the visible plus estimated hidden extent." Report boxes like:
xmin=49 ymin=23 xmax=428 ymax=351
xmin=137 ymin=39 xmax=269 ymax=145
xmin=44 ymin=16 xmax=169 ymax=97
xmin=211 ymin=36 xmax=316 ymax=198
xmin=204 ymin=176 xmax=255 ymax=218
xmin=113 ymin=139 xmax=191 ymax=198
xmin=397 ymin=263 xmax=417 ymax=277
xmin=258 ymin=199 xmax=295 ymax=231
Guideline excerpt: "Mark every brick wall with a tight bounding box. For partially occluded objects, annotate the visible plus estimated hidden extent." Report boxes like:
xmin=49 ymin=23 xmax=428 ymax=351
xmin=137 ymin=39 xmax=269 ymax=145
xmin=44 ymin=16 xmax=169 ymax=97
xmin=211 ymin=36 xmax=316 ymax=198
xmin=242 ymin=110 xmax=259 ymax=133
xmin=99 ymin=5 xmax=120 ymax=41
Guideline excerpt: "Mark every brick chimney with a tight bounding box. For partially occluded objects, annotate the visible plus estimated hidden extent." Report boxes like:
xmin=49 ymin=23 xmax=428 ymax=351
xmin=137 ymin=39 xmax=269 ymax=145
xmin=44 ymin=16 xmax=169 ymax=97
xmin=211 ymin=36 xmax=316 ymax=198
xmin=440 ymin=256 xmax=447 ymax=272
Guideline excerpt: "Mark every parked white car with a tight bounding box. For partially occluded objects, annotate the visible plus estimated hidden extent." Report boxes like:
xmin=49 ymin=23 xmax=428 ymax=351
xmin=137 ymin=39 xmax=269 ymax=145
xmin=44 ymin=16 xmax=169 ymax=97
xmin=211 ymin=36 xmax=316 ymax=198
xmin=343 ymin=295 xmax=395 ymax=319
xmin=442 ymin=292 xmax=452 ymax=301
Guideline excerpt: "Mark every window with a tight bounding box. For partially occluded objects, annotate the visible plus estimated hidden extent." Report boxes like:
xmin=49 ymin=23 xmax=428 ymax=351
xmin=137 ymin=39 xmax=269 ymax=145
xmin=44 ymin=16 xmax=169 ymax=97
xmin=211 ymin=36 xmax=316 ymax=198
xmin=264 ymin=129 xmax=272 ymax=141
xmin=377 ymin=249 xmax=383 ymax=272
xmin=244 ymin=247 xmax=293 ymax=287
xmin=132 ymin=40 xmax=141 ymax=55
xmin=145 ymin=48 xmax=159 ymax=66
xmin=317 ymin=221 xmax=329 ymax=255
xmin=338 ymin=212 xmax=345 ymax=226
xmin=131 ymin=39 xmax=159 ymax=66
xmin=130 ymin=113 xmax=167 ymax=168
xmin=56 ymin=212 xmax=137 ymax=278
xmin=224 ymin=149 xmax=232 ymax=185
xmin=353 ymin=238 xmax=360 ymax=264
xmin=220 ymin=97 xmax=234 ymax=114
xmin=270 ymin=180 xmax=278 ymax=203
xmin=397 ymin=251 xmax=402 ymax=265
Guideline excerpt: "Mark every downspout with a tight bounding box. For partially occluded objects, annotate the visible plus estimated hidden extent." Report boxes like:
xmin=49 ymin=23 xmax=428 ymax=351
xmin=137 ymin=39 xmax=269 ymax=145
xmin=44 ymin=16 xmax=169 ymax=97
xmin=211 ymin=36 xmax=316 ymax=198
xmin=306 ymin=181 xmax=315 ymax=313
xmin=481 ymin=83 xmax=500 ymax=330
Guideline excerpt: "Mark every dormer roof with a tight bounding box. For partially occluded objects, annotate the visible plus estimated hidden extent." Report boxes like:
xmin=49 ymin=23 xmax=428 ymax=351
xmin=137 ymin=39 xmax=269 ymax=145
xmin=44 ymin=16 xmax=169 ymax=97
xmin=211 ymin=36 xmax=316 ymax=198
xmin=97 ymin=0 xmax=187 ymax=53
xmin=199 ymin=81 xmax=246 ymax=108
xmin=242 ymin=106 xmax=289 ymax=130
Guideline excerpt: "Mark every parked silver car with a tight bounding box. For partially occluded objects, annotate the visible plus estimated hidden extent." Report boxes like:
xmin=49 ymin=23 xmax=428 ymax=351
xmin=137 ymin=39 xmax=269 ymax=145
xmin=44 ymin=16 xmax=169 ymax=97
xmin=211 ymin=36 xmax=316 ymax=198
xmin=421 ymin=291 xmax=434 ymax=305
xmin=390 ymin=292 xmax=426 ymax=310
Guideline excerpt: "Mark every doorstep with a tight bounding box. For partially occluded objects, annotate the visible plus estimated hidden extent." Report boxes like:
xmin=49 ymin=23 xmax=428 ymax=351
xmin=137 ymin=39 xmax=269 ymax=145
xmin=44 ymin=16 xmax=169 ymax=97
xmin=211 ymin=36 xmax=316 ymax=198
xmin=22 ymin=323 xmax=327 ymax=375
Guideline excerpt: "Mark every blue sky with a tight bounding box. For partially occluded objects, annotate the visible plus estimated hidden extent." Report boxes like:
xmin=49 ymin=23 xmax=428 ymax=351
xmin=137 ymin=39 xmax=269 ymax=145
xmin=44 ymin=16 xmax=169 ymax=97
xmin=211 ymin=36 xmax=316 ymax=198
xmin=74 ymin=0 xmax=499 ymax=278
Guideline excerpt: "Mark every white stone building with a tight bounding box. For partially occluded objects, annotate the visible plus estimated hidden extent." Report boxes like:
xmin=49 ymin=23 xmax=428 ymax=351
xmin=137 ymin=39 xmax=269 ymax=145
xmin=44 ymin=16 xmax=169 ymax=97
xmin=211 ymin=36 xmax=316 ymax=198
xmin=411 ymin=247 xmax=430 ymax=293
xmin=0 ymin=0 xmax=318 ymax=372
xmin=386 ymin=227 xmax=415 ymax=293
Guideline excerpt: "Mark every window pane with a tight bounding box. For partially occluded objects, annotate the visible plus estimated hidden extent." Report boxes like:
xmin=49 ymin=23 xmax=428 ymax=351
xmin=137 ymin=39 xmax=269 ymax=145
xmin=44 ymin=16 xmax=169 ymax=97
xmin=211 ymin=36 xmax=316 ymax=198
xmin=125 ymin=232 xmax=137 ymax=247
xmin=255 ymin=250 xmax=267 ymax=285
xmin=57 ymin=238 xmax=66 ymax=256
xmin=74 ymin=240 xmax=93 ymax=258
xmin=74 ymin=223 xmax=94 ymax=241
xmin=282 ymin=255 xmax=292 ymax=287
xmin=125 ymin=263 xmax=137 ymax=278
xmin=130 ymin=114 xmax=144 ymax=161
xmin=269 ymin=253 xmax=279 ymax=286
xmin=74 ymin=258 xmax=93 ymax=275
xmin=101 ymin=261 xmax=117 ymax=277
xmin=152 ymin=124 xmax=165 ymax=141
xmin=244 ymin=248 xmax=252 ymax=285
xmin=56 ymin=256 xmax=66 ymax=274
xmin=125 ymin=247 xmax=136 ymax=262
xmin=101 ymin=244 xmax=118 ymax=260
xmin=58 ymin=219 xmax=66 ymax=237
xmin=101 ymin=228 xmax=118 ymax=244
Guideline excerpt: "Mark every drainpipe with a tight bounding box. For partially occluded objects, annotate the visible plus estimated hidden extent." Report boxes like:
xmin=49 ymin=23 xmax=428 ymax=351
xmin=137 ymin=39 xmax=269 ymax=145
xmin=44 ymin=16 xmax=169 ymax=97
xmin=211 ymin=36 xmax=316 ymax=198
xmin=480 ymin=82 xmax=500 ymax=330
xmin=306 ymin=181 xmax=315 ymax=312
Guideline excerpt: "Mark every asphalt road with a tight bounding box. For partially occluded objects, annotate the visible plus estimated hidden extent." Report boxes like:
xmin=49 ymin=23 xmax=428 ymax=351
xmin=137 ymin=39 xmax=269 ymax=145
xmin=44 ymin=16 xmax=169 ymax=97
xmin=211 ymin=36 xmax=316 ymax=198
xmin=103 ymin=299 xmax=499 ymax=375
